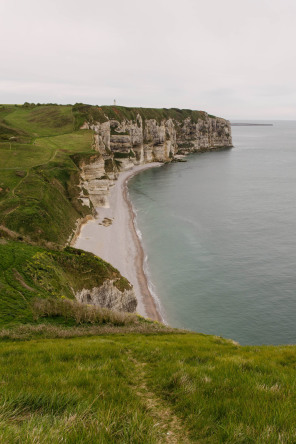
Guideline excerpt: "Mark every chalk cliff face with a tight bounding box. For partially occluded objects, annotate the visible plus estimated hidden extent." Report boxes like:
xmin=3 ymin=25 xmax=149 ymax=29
xmin=77 ymin=109 xmax=232 ymax=209
xmin=83 ymin=112 xmax=232 ymax=163
xmin=78 ymin=154 xmax=111 ymax=208
xmin=75 ymin=279 xmax=137 ymax=313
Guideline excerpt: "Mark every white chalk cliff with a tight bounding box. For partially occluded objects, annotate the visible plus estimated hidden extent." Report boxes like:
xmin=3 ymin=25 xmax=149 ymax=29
xmin=77 ymin=109 xmax=232 ymax=208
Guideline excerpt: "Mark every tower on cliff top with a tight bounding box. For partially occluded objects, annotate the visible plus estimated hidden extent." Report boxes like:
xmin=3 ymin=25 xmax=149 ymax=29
xmin=113 ymin=99 xmax=116 ymax=106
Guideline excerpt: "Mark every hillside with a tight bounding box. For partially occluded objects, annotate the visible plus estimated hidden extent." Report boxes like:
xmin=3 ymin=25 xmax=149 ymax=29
xmin=0 ymin=240 xmax=136 ymax=326
xmin=0 ymin=104 xmax=95 ymax=246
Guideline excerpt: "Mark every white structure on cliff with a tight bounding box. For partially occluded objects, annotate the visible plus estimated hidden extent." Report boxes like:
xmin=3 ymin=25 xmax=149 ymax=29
xmin=113 ymin=99 xmax=116 ymax=106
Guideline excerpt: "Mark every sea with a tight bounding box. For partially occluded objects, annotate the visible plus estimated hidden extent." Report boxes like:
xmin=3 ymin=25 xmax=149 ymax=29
xmin=128 ymin=121 xmax=296 ymax=345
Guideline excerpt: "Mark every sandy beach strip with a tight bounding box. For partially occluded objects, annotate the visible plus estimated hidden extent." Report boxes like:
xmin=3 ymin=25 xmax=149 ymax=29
xmin=74 ymin=163 xmax=163 ymax=321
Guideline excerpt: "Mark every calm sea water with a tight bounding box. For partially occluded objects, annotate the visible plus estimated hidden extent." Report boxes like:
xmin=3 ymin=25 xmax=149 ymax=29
xmin=128 ymin=121 xmax=296 ymax=345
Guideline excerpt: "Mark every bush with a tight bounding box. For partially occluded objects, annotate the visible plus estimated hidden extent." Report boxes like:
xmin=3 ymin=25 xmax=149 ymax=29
xmin=32 ymin=298 xmax=137 ymax=326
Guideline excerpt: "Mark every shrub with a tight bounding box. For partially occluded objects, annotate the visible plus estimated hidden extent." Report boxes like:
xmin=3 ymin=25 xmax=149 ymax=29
xmin=32 ymin=298 xmax=137 ymax=326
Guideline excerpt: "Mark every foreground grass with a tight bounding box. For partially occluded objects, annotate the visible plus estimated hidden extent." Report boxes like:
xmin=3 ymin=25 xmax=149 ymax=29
xmin=0 ymin=332 xmax=296 ymax=443
xmin=0 ymin=335 xmax=162 ymax=443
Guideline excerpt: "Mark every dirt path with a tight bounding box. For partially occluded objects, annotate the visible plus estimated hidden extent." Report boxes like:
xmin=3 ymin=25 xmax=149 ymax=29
xmin=129 ymin=354 xmax=191 ymax=444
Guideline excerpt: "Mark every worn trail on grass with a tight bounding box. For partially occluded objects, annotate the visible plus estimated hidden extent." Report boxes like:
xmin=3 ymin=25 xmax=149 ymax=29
xmin=11 ymin=170 xmax=28 ymax=197
xmin=129 ymin=352 xmax=191 ymax=444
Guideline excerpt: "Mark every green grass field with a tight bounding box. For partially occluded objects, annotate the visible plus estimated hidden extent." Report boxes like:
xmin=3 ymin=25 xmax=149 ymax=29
xmin=4 ymin=105 xmax=74 ymax=137
xmin=0 ymin=333 xmax=295 ymax=443
xmin=0 ymin=105 xmax=94 ymax=245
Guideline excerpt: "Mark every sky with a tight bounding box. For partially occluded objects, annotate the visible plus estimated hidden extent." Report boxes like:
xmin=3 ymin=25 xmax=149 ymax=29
xmin=1 ymin=0 xmax=295 ymax=119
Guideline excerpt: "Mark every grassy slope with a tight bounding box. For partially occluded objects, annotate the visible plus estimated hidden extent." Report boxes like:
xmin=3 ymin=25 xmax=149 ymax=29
xmin=4 ymin=105 xmax=74 ymax=137
xmin=0 ymin=104 xmax=94 ymax=245
xmin=0 ymin=333 xmax=295 ymax=443
xmin=0 ymin=240 xmax=130 ymax=327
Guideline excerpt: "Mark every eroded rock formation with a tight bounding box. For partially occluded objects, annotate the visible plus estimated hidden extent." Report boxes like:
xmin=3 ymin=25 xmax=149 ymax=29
xmin=83 ymin=112 xmax=231 ymax=162
xmin=77 ymin=109 xmax=232 ymax=209
xmin=75 ymin=279 xmax=137 ymax=313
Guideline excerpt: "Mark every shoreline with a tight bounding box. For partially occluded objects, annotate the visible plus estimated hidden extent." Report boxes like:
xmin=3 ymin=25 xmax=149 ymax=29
xmin=74 ymin=163 xmax=164 ymax=322
xmin=123 ymin=168 xmax=163 ymax=322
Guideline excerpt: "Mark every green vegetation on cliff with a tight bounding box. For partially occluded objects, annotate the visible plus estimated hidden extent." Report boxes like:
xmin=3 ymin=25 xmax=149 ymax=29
xmin=0 ymin=104 xmax=94 ymax=246
xmin=73 ymin=103 xmax=208 ymax=126
xmin=0 ymin=240 xmax=131 ymax=327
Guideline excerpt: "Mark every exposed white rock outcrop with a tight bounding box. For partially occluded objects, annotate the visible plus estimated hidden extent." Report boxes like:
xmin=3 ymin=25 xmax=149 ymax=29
xmin=78 ymin=112 xmax=232 ymax=209
xmin=75 ymin=279 xmax=137 ymax=313
xmin=77 ymin=155 xmax=116 ymax=208
xmin=86 ymin=113 xmax=231 ymax=163
xmin=176 ymin=116 xmax=232 ymax=151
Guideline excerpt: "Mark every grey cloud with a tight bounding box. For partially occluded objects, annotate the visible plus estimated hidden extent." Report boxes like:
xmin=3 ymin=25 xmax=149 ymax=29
xmin=0 ymin=0 xmax=295 ymax=119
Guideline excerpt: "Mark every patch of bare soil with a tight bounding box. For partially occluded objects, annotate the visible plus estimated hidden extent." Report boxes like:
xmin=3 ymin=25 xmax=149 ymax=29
xmin=129 ymin=354 xmax=191 ymax=443
xmin=13 ymin=269 xmax=35 ymax=292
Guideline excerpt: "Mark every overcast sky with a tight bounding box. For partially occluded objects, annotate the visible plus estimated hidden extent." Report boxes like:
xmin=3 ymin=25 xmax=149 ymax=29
xmin=1 ymin=0 xmax=295 ymax=119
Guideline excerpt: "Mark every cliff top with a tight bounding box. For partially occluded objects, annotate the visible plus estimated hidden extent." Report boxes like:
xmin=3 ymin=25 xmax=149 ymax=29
xmin=73 ymin=103 xmax=216 ymax=127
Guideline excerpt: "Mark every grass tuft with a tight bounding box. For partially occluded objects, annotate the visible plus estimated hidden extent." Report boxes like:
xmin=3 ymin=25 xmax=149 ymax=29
xmin=32 ymin=298 xmax=137 ymax=326
xmin=0 ymin=334 xmax=295 ymax=442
